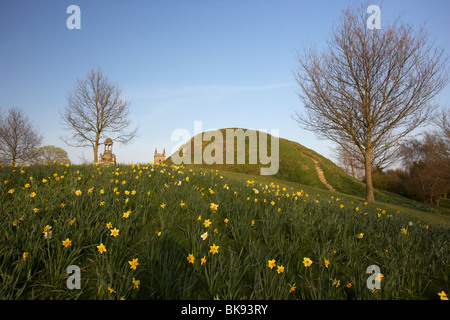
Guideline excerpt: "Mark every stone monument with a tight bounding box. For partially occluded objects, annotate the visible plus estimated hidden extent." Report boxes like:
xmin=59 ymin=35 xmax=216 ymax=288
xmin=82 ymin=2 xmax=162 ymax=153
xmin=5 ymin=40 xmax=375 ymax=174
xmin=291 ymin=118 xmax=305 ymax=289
xmin=99 ymin=138 xmax=116 ymax=166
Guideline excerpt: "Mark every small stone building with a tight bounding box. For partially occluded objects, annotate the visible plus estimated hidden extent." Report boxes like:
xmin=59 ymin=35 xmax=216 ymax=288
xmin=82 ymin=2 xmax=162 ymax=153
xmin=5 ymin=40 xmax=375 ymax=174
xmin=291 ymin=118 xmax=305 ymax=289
xmin=154 ymin=148 xmax=165 ymax=164
xmin=99 ymin=138 xmax=116 ymax=166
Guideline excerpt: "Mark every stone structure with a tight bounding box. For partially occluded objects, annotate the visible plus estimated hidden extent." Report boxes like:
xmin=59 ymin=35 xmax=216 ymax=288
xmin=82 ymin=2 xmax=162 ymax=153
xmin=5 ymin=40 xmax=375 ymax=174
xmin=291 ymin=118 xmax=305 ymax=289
xmin=154 ymin=148 xmax=165 ymax=164
xmin=98 ymin=138 xmax=116 ymax=166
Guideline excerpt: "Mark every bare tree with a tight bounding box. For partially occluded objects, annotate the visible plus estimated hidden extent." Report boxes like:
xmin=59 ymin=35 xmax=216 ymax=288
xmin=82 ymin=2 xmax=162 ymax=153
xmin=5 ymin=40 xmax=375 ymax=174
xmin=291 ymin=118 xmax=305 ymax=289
xmin=399 ymin=133 xmax=450 ymax=206
xmin=334 ymin=138 xmax=399 ymax=180
xmin=60 ymin=68 xmax=137 ymax=164
xmin=293 ymin=2 xmax=448 ymax=203
xmin=334 ymin=143 xmax=364 ymax=180
xmin=0 ymin=107 xmax=43 ymax=165
xmin=433 ymin=107 xmax=450 ymax=142
xmin=30 ymin=145 xmax=70 ymax=165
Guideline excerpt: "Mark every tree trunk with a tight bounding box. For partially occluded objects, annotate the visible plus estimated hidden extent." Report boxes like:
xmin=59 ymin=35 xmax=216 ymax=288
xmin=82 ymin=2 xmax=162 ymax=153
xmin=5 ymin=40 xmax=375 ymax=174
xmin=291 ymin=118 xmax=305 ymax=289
xmin=351 ymin=161 xmax=355 ymax=179
xmin=93 ymin=131 xmax=100 ymax=164
xmin=364 ymin=150 xmax=375 ymax=203
xmin=93 ymin=143 xmax=99 ymax=164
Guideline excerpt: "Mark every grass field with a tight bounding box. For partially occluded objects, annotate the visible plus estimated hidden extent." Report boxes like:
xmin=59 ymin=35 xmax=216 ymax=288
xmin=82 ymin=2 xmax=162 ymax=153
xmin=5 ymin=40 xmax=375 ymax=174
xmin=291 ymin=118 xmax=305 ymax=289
xmin=0 ymin=163 xmax=449 ymax=300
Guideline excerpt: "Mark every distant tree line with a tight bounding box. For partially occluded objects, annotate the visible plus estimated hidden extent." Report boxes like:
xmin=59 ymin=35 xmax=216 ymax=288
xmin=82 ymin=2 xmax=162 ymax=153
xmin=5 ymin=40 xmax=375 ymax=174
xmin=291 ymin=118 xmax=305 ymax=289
xmin=0 ymin=107 xmax=70 ymax=165
xmin=373 ymin=109 xmax=450 ymax=207
xmin=337 ymin=109 xmax=450 ymax=207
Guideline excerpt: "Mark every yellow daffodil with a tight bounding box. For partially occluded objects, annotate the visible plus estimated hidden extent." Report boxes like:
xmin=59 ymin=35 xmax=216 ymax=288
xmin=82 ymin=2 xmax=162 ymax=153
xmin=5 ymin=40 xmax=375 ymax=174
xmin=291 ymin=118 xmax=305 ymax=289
xmin=210 ymin=244 xmax=219 ymax=255
xmin=324 ymin=258 xmax=330 ymax=268
xmin=97 ymin=243 xmax=107 ymax=254
xmin=123 ymin=210 xmax=132 ymax=218
xmin=438 ymin=291 xmax=448 ymax=300
xmin=187 ymin=254 xmax=195 ymax=264
xmin=132 ymin=278 xmax=140 ymax=290
xmin=268 ymin=259 xmax=276 ymax=269
xmin=303 ymin=257 xmax=313 ymax=267
xmin=62 ymin=238 xmax=72 ymax=247
xmin=110 ymin=228 xmax=119 ymax=237
xmin=277 ymin=265 xmax=285 ymax=274
xmin=332 ymin=278 xmax=340 ymax=287
xmin=203 ymin=219 xmax=211 ymax=228
xmin=128 ymin=258 xmax=139 ymax=270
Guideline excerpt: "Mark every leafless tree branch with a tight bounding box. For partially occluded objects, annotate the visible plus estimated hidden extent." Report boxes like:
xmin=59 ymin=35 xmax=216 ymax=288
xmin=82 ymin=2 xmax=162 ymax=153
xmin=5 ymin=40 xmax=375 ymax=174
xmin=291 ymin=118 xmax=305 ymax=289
xmin=0 ymin=107 xmax=43 ymax=165
xmin=60 ymin=68 xmax=138 ymax=163
xmin=293 ymin=1 xmax=448 ymax=202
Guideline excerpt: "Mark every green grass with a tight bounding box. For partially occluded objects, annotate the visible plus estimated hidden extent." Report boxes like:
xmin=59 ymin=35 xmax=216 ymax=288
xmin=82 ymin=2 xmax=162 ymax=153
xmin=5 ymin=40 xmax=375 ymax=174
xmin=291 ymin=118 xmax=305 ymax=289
xmin=218 ymin=170 xmax=450 ymax=228
xmin=439 ymin=198 xmax=450 ymax=210
xmin=0 ymin=163 xmax=449 ymax=300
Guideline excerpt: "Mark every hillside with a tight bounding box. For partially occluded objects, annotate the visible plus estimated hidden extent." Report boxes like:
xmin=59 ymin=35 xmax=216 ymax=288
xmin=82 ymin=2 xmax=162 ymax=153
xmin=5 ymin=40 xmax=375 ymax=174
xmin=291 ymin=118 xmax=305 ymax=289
xmin=1 ymin=162 xmax=448 ymax=300
xmin=165 ymin=128 xmax=367 ymax=197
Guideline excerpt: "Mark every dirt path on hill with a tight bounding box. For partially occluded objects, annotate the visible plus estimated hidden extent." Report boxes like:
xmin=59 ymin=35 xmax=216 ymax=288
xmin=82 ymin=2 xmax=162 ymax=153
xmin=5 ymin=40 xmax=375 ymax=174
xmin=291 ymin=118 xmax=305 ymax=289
xmin=310 ymin=158 xmax=335 ymax=192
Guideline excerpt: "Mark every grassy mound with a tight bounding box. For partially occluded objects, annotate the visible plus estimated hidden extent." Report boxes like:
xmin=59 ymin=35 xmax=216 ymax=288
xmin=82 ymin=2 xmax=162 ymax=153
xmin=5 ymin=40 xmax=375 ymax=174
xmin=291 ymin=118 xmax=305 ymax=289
xmin=165 ymin=128 xmax=367 ymax=196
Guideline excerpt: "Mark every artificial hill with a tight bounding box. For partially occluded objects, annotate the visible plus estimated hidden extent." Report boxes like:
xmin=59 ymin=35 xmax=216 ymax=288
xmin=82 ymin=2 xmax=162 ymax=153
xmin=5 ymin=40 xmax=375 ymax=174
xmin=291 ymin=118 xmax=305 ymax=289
xmin=165 ymin=128 xmax=367 ymax=197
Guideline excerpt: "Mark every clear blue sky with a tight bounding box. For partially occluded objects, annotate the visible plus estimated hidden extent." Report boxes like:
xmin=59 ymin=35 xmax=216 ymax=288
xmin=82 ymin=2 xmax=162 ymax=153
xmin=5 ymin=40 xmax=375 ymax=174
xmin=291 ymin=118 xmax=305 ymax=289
xmin=1 ymin=0 xmax=449 ymax=164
